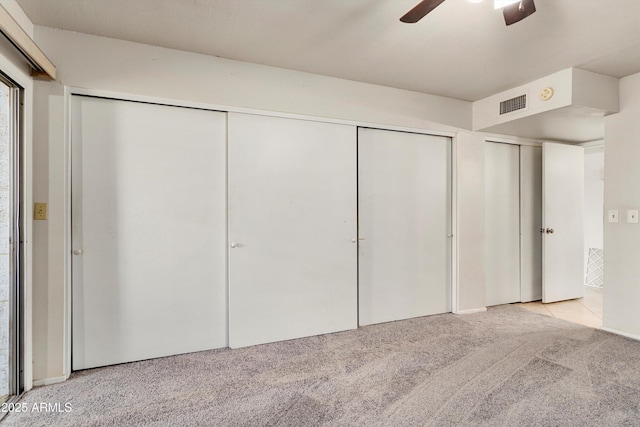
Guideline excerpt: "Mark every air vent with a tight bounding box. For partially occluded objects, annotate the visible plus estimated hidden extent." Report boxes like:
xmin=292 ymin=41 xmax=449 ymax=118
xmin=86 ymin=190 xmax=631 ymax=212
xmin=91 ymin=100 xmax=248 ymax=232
xmin=499 ymin=94 xmax=527 ymax=115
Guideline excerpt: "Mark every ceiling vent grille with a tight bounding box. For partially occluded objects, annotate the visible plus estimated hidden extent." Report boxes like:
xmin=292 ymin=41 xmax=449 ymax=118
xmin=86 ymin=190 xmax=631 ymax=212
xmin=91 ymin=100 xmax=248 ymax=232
xmin=499 ymin=94 xmax=527 ymax=115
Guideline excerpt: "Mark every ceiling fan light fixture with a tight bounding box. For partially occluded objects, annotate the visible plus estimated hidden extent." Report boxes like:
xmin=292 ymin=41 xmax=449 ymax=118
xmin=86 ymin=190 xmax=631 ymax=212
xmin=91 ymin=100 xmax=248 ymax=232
xmin=494 ymin=0 xmax=520 ymax=9
xmin=503 ymin=0 xmax=536 ymax=25
xmin=400 ymin=0 xmax=536 ymax=24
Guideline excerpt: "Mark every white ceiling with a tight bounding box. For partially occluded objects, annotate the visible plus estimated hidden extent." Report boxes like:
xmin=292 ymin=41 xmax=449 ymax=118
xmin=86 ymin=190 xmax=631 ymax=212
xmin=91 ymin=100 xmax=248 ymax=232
xmin=16 ymin=0 xmax=640 ymax=102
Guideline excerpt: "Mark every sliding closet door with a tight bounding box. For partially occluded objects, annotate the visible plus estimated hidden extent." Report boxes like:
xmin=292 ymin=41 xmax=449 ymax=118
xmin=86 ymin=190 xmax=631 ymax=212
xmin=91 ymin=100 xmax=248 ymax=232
xmin=228 ymin=113 xmax=357 ymax=348
xmin=485 ymin=142 xmax=521 ymax=306
xmin=358 ymin=128 xmax=451 ymax=326
xmin=520 ymin=145 xmax=543 ymax=302
xmin=72 ymin=97 xmax=228 ymax=370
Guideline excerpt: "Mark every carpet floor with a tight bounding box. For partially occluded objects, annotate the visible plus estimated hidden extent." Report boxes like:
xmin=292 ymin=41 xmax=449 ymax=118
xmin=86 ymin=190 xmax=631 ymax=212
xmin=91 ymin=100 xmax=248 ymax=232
xmin=4 ymin=305 xmax=640 ymax=426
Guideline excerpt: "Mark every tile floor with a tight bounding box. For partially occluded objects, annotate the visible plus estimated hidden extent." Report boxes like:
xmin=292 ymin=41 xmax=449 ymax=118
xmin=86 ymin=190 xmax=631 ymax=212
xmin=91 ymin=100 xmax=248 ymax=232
xmin=515 ymin=286 xmax=603 ymax=329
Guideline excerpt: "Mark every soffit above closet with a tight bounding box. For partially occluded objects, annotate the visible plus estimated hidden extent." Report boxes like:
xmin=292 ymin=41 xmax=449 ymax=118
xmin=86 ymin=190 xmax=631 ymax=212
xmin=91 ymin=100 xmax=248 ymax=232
xmin=473 ymin=68 xmax=618 ymax=143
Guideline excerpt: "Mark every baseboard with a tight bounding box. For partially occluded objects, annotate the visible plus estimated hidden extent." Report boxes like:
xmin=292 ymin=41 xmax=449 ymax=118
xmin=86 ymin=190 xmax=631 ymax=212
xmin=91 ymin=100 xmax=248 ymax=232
xmin=601 ymin=327 xmax=640 ymax=342
xmin=455 ymin=307 xmax=487 ymax=315
xmin=32 ymin=375 xmax=68 ymax=387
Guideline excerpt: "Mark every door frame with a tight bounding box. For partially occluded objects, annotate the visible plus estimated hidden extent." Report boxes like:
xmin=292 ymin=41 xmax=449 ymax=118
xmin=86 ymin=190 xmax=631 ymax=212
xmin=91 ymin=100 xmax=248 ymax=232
xmin=62 ymin=86 xmax=459 ymax=372
xmin=0 ymin=72 xmax=23 ymax=405
xmin=0 ymin=53 xmax=33 ymax=396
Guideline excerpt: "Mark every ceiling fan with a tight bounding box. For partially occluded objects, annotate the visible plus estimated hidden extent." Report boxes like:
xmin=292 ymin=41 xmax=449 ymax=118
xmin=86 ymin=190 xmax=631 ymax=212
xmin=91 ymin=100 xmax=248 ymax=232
xmin=400 ymin=0 xmax=536 ymax=26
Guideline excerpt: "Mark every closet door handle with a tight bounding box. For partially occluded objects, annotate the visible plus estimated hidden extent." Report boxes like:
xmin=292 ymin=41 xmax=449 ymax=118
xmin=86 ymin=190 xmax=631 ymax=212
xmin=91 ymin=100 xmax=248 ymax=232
xmin=73 ymin=249 xmax=83 ymax=255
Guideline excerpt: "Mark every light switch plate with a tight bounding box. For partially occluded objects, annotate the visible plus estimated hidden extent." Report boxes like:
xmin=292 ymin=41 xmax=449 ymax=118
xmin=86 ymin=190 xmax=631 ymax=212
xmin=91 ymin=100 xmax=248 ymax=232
xmin=34 ymin=202 xmax=47 ymax=221
xmin=608 ymin=209 xmax=619 ymax=223
xmin=627 ymin=209 xmax=639 ymax=224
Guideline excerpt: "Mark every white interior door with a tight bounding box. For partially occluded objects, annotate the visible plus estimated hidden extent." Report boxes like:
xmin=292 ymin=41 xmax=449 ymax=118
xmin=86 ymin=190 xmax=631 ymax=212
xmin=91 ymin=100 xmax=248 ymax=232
xmin=485 ymin=142 xmax=521 ymax=306
xmin=228 ymin=113 xmax=357 ymax=348
xmin=72 ymin=97 xmax=228 ymax=370
xmin=358 ymin=128 xmax=451 ymax=326
xmin=542 ymin=142 xmax=585 ymax=303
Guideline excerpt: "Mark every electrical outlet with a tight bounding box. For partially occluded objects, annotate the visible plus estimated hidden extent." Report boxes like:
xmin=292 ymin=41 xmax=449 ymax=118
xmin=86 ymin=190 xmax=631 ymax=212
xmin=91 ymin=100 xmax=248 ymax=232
xmin=34 ymin=202 xmax=47 ymax=220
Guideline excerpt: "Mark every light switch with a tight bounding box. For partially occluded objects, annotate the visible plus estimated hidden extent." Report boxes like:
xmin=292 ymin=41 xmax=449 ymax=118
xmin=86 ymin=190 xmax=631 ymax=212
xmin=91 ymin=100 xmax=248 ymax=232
xmin=608 ymin=209 xmax=619 ymax=223
xmin=627 ymin=209 xmax=639 ymax=224
xmin=34 ymin=203 xmax=47 ymax=221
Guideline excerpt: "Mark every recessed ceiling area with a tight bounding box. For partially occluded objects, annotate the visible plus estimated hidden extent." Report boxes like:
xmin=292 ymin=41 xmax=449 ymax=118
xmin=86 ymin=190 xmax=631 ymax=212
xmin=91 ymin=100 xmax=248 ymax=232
xmin=15 ymin=0 xmax=640 ymax=102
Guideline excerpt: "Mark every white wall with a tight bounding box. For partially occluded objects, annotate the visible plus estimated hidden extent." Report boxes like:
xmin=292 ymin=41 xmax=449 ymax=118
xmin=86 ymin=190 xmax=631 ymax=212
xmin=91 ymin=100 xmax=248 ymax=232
xmin=34 ymin=27 xmax=470 ymax=131
xmin=32 ymin=80 xmax=66 ymax=382
xmin=584 ymin=150 xmax=604 ymax=281
xmin=603 ymin=72 xmax=640 ymax=338
xmin=455 ymin=132 xmax=486 ymax=312
xmin=31 ymin=27 xmax=481 ymax=382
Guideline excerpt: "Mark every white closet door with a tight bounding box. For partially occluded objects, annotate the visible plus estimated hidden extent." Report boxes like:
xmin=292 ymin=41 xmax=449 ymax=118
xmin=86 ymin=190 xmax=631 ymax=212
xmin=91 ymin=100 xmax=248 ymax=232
xmin=72 ymin=97 xmax=228 ymax=370
xmin=520 ymin=145 xmax=543 ymax=302
xmin=358 ymin=128 xmax=451 ymax=326
xmin=485 ymin=142 xmax=520 ymax=306
xmin=228 ymin=113 xmax=357 ymax=348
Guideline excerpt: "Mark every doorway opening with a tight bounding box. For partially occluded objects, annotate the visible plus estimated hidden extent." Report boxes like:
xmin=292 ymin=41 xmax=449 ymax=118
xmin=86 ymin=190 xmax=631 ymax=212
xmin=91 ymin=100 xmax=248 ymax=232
xmin=580 ymin=144 xmax=605 ymax=325
xmin=518 ymin=142 xmax=603 ymax=329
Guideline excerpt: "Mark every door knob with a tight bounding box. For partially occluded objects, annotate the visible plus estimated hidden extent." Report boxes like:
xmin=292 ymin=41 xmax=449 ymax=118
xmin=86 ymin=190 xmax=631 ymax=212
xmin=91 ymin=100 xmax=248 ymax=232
xmin=352 ymin=238 xmax=356 ymax=243
xmin=230 ymin=243 xmax=237 ymax=248
xmin=546 ymin=228 xmax=554 ymax=234
xmin=73 ymin=249 xmax=83 ymax=255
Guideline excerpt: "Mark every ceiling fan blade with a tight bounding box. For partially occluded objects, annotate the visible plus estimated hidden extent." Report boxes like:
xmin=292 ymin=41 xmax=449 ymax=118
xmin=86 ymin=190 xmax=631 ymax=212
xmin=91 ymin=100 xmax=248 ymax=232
xmin=400 ymin=0 xmax=447 ymax=23
xmin=503 ymin=0 xmax=536 ymax=26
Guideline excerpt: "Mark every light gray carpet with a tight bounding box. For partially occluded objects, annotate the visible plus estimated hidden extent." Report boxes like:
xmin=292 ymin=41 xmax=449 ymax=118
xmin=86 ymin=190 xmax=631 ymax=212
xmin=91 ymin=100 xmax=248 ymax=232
xmin=4 ymin=305 xmax=640 ymax=426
